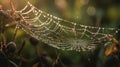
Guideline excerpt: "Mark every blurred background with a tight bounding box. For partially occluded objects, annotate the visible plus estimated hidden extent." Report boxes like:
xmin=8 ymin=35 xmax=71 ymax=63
xmin=0 ymin=0 xmax=120 ymax=67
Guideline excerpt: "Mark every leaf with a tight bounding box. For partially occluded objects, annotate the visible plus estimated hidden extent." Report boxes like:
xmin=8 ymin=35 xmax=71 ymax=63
xmin=104 ymin=43 xmax=114 ymax=56
xmin=8 ymin=60 xmax=18 ymax=67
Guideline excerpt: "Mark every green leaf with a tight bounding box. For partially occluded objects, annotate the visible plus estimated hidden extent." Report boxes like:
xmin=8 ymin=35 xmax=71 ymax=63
xmin=8 ymin=60 xmax=18 ymax=67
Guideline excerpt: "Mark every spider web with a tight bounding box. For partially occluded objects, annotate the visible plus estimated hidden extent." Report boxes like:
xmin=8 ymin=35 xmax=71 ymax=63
xmin=15 ymin=2 xmax=119 ymax=52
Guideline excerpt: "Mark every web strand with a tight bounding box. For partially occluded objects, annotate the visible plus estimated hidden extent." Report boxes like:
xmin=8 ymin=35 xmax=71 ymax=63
xmin=15 ymin=2 xmax=119 ymax=52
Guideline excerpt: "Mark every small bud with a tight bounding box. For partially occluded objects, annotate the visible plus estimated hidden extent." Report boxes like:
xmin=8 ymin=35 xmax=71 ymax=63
xmin=29 ymin=37 xmax=39 ymax=46
xmin=6 ymin=42 xmax=16 ymax=53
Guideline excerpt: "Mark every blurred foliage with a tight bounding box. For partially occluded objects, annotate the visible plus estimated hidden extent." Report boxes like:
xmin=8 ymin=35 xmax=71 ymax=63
xmin=0 ymin=0 xmax=120 ymax=67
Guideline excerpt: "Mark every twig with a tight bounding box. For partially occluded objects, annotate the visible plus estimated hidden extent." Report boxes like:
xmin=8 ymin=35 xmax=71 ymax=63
xmin=9 ymin=0 xmax=16 ymax=12
xmin=17 ymin=39 xmax=26 ymax=55
xmin=12 ymin=24 xmax=19 ymax=41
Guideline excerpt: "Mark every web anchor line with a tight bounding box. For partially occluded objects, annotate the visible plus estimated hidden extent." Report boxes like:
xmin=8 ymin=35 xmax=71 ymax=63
xmin=15 ymin=1 xmax=120 ymax=52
